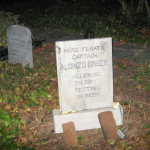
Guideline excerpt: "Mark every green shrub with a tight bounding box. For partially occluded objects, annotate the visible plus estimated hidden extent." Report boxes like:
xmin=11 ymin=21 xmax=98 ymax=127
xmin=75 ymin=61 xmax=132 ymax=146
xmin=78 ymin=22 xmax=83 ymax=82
xmin=18 ymin=2 xmax=150 ymax=47
xmin=0 ymin=109 xmax=21 ymax=149
xmin=0 ymin=109 xmax=34 ymax=150
xmin=0 ymin=11 xmax=20 ymax=48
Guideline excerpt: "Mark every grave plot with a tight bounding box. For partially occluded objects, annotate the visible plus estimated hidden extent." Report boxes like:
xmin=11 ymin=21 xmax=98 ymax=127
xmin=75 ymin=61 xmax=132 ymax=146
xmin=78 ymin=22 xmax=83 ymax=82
xmin=53 ymin=38 xmax=123 ymax=133
xmin=1 ymin=36 xmax=149 ymax=150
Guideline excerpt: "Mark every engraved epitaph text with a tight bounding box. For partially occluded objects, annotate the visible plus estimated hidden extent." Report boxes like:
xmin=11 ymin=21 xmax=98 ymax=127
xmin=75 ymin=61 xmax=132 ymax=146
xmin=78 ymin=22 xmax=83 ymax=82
xmin=56 ymin=38 xmax=113 ymax=112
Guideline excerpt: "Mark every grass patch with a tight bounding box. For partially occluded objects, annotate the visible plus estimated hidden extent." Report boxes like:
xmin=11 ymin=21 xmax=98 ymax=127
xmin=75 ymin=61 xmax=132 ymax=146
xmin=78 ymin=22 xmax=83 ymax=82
xmin=0 ymin=51 xmax=58 ymax=148
xmin=132 ymin=65 xmax=150 ymax=91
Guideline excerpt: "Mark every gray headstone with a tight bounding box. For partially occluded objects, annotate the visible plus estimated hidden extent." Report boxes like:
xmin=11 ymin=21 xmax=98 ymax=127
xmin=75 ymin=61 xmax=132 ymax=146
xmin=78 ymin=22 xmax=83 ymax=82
xmin=56 ymin=38 xmax=113 ymax=112
xmin=7 ymin=25 xmax=33 ymax=67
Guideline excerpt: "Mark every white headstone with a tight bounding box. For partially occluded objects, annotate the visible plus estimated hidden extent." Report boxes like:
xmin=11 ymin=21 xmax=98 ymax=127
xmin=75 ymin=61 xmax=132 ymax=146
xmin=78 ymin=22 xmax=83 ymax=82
xmin=53 ymin=38 xmax=123 ymax=133
xmin=7 ymin=25 xmax=33 ymax=67
xmin=56 ymin=38 xmax=113 ymax=112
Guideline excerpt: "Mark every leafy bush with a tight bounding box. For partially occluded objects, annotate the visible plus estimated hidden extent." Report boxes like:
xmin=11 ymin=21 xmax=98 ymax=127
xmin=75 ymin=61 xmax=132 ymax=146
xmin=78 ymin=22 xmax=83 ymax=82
xmin=18 ymin=1 xmax=150 ymax=47
xmin=0 ymin=109 xmax=22 ymax=149
xmin=0 ymin=11 xmax=20 ymax=48
xmin=0 ymin=61 xmax=37 ymax=149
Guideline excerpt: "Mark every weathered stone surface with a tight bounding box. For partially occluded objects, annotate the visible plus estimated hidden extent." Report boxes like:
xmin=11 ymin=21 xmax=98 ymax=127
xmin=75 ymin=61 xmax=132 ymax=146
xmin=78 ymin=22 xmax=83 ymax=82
xmin=62 ymin=122 xmax=78 ymax=149
xmin=98 ymin=111 xmax=118 ymax=141
xmin=56 ymin=38 xmax=113 ymax=112
xmin=53 ymin=38 xmax=124 ymax=133
xmin=7 ymin=25 xmax=33 ymax=67
xmin=53 ymin=106 xmax=123 ymax=133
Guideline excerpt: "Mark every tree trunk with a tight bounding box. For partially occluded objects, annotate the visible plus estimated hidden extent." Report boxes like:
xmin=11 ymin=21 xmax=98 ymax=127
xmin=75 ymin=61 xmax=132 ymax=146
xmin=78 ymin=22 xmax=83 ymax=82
xmin=145 ymin=0 xmax=150 ymax=17
xmin=118 ymin=0 xmax=132 ymax=20
xmin=130 ymin=0 xmax=134 ymax=11
xmin=136 ymin=0 xmax=144 ymax=13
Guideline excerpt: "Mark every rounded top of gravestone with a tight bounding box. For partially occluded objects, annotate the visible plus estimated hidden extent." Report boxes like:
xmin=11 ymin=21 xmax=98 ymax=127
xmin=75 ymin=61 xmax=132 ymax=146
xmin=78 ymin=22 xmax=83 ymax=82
xmin=7 ymin=24 xmax=33 ymax=68
xmin=7 ymin=25 xmax=31 ymax=38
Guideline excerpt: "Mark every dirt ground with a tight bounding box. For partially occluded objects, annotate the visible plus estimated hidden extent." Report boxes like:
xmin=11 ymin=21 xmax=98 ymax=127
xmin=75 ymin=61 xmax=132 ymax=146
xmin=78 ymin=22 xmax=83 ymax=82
xmin=18 ymin=46 xmax=150 ymax=150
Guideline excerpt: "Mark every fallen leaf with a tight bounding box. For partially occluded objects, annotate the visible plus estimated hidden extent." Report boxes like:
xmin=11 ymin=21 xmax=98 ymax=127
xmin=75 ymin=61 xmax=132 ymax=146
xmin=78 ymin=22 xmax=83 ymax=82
xmin=47 ymin=94 xmax=52 ymax=100
xmin=33 ymin=129 xmax=38 ymax=135
xmin=51 ymin=77 xmax=57 ymax=82
xmin=125 ymin=146 xmax=133 ymax=150
xmin=61 ymin=110 xmax=69 ymax=115
xmin=113 ymin=64 xmax=119 ymax=69
xmin=20 ymin=137 xmax=27 ymax=143
xmin=5 ymin=105 xmax=11 ymax=110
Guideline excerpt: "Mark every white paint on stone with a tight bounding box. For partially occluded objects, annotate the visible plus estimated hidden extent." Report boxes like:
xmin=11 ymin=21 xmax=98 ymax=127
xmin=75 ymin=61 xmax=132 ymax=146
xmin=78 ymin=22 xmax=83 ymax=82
xmin=56 ymin=38 xmax=113 ymax=112
xmin=7 ymin=25 xmax=33 ymax=67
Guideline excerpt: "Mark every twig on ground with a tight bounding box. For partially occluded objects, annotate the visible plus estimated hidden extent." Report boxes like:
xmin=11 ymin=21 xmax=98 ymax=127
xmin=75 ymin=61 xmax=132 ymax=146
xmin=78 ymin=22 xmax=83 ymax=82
xmin=30 ymin=122 xmax=53 ymax=130
xmin=40 ymin=101 xmax=45 ymax=119
xmin=42 ymin=139 xmax=52 ymax=145
xmin=126 ymin=98 xmax=132 ymax=125
xmin=143 ymin=102 xmax=150 ymax=106
xmin=37 ymin=139 xmax=53 ymax=145
xmin=132 ymin=118 xmax=141 ymax=123
xmin=34 ymin=111 xmax=41 ymax=123
xmin=142 ymin=108 xmax=147 ymax=120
